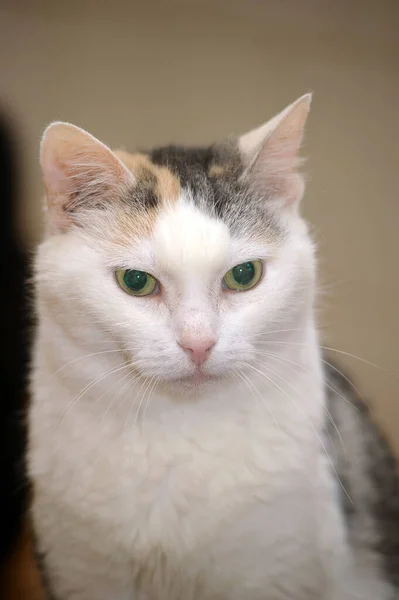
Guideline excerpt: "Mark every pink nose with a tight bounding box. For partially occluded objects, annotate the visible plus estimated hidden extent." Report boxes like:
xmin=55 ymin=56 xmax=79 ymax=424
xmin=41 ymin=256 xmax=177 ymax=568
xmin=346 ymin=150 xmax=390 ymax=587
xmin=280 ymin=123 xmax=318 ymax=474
xmin=180 ymin=339 xmax=216 ymax=366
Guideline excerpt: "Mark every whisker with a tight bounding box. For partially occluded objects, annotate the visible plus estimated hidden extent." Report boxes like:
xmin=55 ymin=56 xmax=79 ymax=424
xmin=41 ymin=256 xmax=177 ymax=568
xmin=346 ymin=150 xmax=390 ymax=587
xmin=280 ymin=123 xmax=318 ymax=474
xmin=255 ymin=341 xmax=395 ymax=375
xmin=141 ymin=377 xmax=160 ymax=433
xmin=232 ymin=369 xmax=265 ymax=419
xmin=252 ymin=353 xmax=347 ymax=456
xmin=122 ymin=374 xmax=147 ymax=434
xmin=240 ymin=361 xmax=352 ymax=504
xmin=245 ymin=328 xmax=308 ymax=340
xmin=245 ymin=325 xmax=328 ymax=342
xmin=233 ymin=369 xmax=266 ymax=420
xmin=94 ymin=368 xmax=134 ymax=407
xmin=58 ymin=362 xmax=132 ymax=425
xmin=320 ymin=358 xmax=368 ymax=407
xmin=101 ymin=371 xmax=139 ymax=422
xmin=122 ymin=375 xmax=156 ymax=433
xmin=237 ymin=368 xmax=280 ymax=429
xmin=51 ymin=349 xmax=124 ymax=377
xmin=252 ymin=349 xmax=359 ymax=412
xmin=134 ymin=376 xmax=156 ymax=429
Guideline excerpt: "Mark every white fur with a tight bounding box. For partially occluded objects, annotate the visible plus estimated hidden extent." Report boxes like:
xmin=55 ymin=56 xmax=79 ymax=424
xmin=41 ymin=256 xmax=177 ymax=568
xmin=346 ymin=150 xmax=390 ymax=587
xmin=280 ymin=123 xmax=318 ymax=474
xmin=29 ymin=183 xmax=390 ymax=596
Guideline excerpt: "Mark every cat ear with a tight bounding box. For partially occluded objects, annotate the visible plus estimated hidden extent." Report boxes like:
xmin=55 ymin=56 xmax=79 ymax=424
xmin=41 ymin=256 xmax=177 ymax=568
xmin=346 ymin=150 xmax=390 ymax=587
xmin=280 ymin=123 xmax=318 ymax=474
xmin=239 ymin=94 xmax=312 ymax=205
xmin=40 ymin=122 xmax=135 ymax=231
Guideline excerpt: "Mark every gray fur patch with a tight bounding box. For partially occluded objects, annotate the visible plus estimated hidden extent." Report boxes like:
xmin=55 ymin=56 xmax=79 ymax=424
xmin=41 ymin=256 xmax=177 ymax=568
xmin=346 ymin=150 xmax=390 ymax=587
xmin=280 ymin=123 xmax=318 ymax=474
xmin=149 ymin=143 xmax=284 ymax=241
xmin=324 ymin=360 xmax=399 ymax=593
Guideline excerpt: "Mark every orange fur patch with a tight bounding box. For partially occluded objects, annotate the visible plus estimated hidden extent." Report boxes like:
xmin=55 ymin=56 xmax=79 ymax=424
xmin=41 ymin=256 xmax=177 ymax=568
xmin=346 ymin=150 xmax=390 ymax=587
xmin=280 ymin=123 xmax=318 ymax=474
xmin=114 ymin=150 xmax=180 ymax=204
xmin=109 ymin=150 xmax=181 ymax=245
xmin=113 ymin=210 xmax=157 ymax=246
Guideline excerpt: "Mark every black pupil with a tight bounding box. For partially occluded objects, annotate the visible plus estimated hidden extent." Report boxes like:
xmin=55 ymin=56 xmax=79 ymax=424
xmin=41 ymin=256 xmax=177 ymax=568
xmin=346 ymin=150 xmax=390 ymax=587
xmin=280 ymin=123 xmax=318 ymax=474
xmin=124 ymin=270 xmax=148 ymax=292
xmin=232 ymin=262 xmax=255 ymax=286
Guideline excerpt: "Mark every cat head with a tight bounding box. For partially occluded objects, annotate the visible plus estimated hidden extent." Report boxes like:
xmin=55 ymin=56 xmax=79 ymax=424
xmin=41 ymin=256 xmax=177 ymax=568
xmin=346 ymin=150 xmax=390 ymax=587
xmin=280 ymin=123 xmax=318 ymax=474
xmin=38 ymin=94 xmax=315 ymax=392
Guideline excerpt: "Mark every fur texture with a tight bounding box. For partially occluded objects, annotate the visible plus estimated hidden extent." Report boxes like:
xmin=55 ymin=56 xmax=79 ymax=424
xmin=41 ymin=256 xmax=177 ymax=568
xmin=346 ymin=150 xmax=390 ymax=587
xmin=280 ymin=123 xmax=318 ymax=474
xmin=28 ymin=96 xmax=398 ymax=600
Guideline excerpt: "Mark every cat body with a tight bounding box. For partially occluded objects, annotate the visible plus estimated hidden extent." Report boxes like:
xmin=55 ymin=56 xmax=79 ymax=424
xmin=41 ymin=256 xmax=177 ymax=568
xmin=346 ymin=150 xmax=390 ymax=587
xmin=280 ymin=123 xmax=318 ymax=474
xmin=28 ymin=96 xmax=398 ymax=599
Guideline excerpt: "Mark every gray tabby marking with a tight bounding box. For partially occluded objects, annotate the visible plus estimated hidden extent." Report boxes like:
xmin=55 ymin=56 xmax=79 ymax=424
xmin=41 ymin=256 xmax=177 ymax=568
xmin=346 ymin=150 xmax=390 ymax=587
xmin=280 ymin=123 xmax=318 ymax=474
xmin=325 ymin=361 xmax=399 ymax=592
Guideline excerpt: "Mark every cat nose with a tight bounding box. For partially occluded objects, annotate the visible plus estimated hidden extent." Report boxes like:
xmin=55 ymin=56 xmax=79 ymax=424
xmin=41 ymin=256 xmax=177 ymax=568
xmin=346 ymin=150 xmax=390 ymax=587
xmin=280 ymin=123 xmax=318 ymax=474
xmin=179 ymin=338 xmax=216 ymax=366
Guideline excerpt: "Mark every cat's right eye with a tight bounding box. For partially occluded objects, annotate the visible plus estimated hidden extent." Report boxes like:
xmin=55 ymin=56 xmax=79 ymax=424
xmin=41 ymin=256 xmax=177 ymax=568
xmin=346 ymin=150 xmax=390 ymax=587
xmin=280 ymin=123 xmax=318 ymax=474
xmin=115 ymin=269 xmax=159 ymax=297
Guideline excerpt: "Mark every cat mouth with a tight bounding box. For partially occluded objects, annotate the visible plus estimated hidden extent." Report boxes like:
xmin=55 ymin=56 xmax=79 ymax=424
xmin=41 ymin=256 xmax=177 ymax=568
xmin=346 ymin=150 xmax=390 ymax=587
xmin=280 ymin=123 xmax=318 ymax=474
xmin=174 ymin=368 xmax=219 ymax=387
xmin=191 ymin=370 xmax=209 ymax=385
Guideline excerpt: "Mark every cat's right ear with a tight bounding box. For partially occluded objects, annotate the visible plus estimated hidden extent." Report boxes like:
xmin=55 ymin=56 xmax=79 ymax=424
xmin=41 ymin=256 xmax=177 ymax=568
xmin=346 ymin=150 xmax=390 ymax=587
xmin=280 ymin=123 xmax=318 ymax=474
xmin=40 ymin=122 xmax=135 ymax=231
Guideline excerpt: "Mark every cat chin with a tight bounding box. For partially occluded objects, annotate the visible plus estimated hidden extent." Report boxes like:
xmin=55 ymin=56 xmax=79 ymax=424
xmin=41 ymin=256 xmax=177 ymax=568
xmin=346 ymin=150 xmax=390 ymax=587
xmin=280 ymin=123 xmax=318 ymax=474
xmin=161 ymin=371 xmax=224 ymax=395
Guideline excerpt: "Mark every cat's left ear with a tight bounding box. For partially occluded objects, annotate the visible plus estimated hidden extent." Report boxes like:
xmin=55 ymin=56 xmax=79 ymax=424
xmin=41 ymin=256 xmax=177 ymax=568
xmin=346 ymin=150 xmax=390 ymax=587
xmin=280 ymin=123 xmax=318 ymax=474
xmin=40 ymin=122 xmax=135 ymax=231
xmin=239 ymin=94 xmax=312 ymax=206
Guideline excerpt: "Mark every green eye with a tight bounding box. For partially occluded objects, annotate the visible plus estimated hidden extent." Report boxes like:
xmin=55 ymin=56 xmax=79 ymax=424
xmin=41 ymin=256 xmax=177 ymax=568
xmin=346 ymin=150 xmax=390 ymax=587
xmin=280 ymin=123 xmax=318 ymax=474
xmin=115 ymin=269 xmax=159 ymax=297
xmin=223 ymin=260 xmax=263 ymax=291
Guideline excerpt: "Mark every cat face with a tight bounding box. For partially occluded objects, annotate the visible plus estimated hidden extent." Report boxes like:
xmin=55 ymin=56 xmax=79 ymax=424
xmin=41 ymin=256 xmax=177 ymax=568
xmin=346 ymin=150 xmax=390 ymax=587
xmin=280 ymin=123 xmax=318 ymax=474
xmin=37 ymin=94 xmax=314 ymax=391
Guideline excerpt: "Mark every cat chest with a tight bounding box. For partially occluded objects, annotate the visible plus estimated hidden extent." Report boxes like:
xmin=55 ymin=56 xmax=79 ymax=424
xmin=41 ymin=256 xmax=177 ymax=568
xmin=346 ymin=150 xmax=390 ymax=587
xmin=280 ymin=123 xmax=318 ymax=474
xmin=32 ymin=410 xmax=319 ymax=557
xmin=30 ymin=404 xmax=331 ymax=599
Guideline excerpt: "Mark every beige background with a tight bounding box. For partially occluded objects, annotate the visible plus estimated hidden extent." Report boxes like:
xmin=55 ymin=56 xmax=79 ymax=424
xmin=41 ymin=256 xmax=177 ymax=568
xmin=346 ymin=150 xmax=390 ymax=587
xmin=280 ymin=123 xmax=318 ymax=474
xmin=1 ymin=0 xmax=398 ymax=452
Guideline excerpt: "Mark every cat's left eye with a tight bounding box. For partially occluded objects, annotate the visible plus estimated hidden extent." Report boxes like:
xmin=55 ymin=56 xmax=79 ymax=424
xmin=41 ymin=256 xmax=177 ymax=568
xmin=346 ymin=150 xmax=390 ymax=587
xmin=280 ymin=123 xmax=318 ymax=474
xmin=223 ymin=260 xmax=263 ymax=291
xmin=115 ymin=269 xmax=159 ymax=297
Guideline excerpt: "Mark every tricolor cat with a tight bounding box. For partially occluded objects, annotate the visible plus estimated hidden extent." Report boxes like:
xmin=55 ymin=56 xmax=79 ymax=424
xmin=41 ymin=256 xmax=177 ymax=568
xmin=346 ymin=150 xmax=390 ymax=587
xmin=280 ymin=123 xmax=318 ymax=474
xmin=28 ymin=95 xmax=399 ymax=599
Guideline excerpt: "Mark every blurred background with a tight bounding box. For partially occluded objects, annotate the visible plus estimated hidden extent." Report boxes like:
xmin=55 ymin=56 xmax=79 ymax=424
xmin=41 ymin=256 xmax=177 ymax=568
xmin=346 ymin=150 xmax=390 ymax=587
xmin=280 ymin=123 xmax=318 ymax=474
xmin=0 ymin=0 xmax=398 ymax=572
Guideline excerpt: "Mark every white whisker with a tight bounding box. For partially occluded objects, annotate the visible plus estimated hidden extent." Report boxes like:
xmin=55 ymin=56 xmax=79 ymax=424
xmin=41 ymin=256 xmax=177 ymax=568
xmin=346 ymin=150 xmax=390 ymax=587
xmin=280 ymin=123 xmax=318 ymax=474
xmin=122 ymin=375 xmax=148 ymax=433
xmin=252 ymin=353 xmax=347 ymax=456
xmin=101 ymin=371 xmax=138 ymax=422
xmin=252 ymin=349 xmax=359 ymax=412
xmin=240 ymin=361 xmax=353 ymax=504
xmin=51 ymin=349 xmax=124 ymax=377
xmin=255 ymin=341 xmax=394 ymax=375
xmin=134 ymin=376 xmax=156 ymax=429
xmin=236 ymin=368 xmax=280 ymax=429
xmin=141 ymin=377 xmax=160 ymax=433
xmin=58 ymin=362 xmax=132 ymax=425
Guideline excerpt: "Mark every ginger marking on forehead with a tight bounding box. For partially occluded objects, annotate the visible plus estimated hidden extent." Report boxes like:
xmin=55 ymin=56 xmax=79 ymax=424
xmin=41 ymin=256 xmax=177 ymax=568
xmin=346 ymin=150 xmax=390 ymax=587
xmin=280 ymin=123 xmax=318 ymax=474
xmin=114 ymin=150 xmax=180 ymax=205
xmin=109 ymin=150 xmax=181 ymax=245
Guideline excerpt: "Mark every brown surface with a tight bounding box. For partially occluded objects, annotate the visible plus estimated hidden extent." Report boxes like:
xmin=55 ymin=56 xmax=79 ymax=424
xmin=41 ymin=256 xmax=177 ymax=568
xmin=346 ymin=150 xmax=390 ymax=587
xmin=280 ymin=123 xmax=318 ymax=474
xmin=1 ymin=520 xmax=46 ymax=600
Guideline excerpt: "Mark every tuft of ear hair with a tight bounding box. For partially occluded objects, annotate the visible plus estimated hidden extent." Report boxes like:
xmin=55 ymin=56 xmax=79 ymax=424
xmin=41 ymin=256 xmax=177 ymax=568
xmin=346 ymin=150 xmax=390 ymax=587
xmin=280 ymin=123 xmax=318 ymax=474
xmin=239 ymin=94 xmax=312 ymax=205
xmin=40 ymin=122 xmax=134 ymax=231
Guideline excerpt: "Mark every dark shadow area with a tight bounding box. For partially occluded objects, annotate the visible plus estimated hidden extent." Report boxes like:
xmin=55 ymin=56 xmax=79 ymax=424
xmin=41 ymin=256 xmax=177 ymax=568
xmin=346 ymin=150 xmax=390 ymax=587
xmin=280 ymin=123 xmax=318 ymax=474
xmin=0 ymin=115 xmax=32 ymax=569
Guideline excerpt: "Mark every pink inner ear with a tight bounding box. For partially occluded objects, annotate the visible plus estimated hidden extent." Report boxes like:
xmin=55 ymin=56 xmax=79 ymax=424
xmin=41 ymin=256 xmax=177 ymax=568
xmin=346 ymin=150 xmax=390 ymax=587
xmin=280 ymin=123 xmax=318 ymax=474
xmin=250 ymin=135 xmax=306 ymax=205
xmin=250 ymin=117 xmax=309 ymax=204
xmin=263 ymin=138 xmax=301 ymax=172
xmin=240 ymin=95 xmax=311 ymax=206
xmin=42 ymin=140 xmax=112 ymax=197
xmin=43 ymin=156 xmax=72 ymax=196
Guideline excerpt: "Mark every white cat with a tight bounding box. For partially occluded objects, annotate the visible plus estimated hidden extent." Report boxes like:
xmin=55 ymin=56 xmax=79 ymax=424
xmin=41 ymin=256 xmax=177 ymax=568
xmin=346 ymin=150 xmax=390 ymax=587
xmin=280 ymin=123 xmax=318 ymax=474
xmin=28 ymin=95 xmax=397 ymax=600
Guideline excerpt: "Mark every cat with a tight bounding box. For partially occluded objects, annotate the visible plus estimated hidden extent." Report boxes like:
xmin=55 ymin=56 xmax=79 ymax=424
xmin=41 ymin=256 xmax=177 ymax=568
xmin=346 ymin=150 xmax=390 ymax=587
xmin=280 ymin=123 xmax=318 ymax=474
xmin=28 ymin=94 xmax=399 ymax=600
